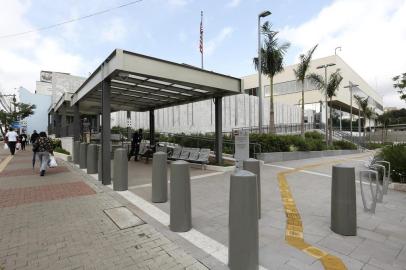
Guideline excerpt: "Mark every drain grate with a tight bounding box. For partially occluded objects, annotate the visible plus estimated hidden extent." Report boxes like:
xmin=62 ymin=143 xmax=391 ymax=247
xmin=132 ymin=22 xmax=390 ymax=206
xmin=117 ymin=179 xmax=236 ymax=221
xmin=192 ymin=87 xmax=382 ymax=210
xmin=104 ymin=207 xmax=145 ymax=229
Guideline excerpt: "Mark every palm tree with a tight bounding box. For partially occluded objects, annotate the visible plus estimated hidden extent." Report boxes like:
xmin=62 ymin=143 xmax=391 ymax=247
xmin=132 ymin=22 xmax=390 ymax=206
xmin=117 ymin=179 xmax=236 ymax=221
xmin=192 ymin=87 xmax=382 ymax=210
xmin=253 ymin=22 xmax=290 ymax=133
xmin=354 ymin=95 xmax=369 ymax=145
xmin=364 ymin=107 xmax=373 ymax=142
xmin=293 ymin=44 xmax=318 ymax=137
xmin=308 ymin=70 xmax=343 ymax=145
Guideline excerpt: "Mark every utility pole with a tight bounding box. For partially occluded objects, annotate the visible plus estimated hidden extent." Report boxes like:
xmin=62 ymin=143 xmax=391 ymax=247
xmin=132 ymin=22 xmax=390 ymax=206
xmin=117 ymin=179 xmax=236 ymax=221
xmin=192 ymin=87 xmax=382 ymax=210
xmin=344 ymin=82 xmax=359 ymax=142
xmin=317 ymin=63 xmax=336 ymax=146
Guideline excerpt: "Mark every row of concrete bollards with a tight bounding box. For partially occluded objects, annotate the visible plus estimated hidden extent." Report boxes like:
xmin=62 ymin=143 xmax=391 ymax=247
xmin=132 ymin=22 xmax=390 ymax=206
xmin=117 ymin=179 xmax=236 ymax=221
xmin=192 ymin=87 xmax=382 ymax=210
xmin=73 ymin=142 xmax=128 ymax=191
xmin=73 ymin=142 xmax=363 ymax=269
xmin=73 ymin=143 xmax=263 ymax=270
xmin=151 ymin=151 xmax=262 ymax=269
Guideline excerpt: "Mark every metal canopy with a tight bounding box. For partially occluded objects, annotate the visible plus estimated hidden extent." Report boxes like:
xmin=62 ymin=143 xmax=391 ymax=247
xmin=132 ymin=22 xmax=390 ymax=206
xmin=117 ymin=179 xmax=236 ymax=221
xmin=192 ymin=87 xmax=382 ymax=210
xmin=71 ymin=49 xmax=242 ymax=112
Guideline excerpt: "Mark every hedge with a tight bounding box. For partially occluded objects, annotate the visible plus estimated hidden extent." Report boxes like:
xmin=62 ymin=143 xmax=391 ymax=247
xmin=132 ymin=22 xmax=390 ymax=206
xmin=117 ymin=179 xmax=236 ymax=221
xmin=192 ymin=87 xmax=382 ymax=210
xmin=156 ymin=132 xmax=357 ymax=156
xmin=380 ymin=144 xmax=406 ymax=183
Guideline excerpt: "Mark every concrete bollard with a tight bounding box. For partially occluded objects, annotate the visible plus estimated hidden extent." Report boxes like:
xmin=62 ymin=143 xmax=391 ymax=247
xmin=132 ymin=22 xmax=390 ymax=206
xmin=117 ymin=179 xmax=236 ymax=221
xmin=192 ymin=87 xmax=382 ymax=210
xmin=170 ymin=161 xmax=191 ymax=232
xmin=243 ymin=158 xmax=261 ymax=219
xmin=79 ymin=143 xmax=88 ymax=169
xmin=152 ymin=152 xmax=168 ymax=203
xmin=229 ymin=170 xmax=258 ymax=270
xmin=97 ymin=145 xmax=102 ymax=182
xmin=331 ymin=164 xmax=357 ymax=236
xmin=73 ymin=141 xmax=81 ymax=164
xmin=87 ymin=144 xmax=98 ymax=174
xmin=113 ymin=148 xmax=128 ymax=191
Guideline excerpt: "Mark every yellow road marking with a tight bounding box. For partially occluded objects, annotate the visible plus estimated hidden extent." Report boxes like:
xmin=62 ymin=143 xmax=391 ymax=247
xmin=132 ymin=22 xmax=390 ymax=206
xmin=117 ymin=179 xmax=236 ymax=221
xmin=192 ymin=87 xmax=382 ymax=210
xmin=276 ymin=154 xmax=371 ymax=270
xmin=0 ymin=155 xmax=13 ymax=173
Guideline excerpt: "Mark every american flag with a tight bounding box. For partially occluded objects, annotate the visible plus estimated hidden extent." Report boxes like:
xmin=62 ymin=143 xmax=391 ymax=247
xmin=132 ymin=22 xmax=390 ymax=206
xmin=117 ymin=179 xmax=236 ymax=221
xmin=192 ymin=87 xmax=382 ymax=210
xmin=199 ymin=11 xmax=203 ymax=54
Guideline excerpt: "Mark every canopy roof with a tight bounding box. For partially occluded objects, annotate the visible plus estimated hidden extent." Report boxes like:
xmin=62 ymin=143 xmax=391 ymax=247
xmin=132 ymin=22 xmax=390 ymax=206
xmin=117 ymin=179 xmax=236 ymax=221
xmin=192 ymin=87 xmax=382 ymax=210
xmin=71 ymin=49 xmax=243 ymax=113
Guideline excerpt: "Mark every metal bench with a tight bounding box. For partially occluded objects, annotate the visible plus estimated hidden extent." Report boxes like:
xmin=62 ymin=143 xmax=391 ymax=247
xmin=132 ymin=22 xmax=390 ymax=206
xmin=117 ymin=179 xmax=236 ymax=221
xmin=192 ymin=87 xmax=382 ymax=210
xmin=188 ymin=148 xmax=210 ymax=169
xmin=169 ymin=146 xmax=182 ymax=160
xmin=178 ymin=148 xmax=191 ymax=160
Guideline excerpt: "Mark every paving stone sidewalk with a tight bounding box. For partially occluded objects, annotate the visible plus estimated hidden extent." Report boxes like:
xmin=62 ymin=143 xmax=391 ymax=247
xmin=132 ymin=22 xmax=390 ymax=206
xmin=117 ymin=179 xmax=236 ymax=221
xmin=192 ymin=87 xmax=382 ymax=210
xmin=0 ymin=145 xmax=208 ymax=270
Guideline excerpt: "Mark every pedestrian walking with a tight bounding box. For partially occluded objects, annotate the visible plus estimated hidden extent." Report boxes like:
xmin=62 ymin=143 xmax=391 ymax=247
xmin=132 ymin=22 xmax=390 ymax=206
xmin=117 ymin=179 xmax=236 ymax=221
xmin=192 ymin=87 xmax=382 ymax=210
xmin=30 ymin=130 xmax=39 ymax=144
xmin=32 ymin=131 xmax=54 ymax=176
xmin=5 ymin=128 xmax=18 ymax=155
xmin=19 ymin=132 xmax=27 ymax=150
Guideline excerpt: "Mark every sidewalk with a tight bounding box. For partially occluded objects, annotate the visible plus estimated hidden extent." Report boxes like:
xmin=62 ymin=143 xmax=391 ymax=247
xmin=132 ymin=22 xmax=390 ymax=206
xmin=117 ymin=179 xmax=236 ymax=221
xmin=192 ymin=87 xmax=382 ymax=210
xmin=0 ymin=145 xmax=208 ymax=270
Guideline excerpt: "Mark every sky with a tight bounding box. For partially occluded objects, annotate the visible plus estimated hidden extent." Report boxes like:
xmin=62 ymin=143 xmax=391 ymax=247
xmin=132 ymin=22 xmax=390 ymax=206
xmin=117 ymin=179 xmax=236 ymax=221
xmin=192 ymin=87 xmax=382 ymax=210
xmin=0 ymin=0 xmax=405 ymax=108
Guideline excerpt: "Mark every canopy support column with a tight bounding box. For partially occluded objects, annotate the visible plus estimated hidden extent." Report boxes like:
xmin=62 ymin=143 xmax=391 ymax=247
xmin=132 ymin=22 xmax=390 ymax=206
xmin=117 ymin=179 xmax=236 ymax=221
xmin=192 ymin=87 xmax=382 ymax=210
xmin=215 ymin=97 xmax=223 ymax=165
xmin=55 ymin=111 xmax=61 ymax=137
xmin=101 ymin=79 xmax=111 ymax=185
xmin=60 ymin=104 xmax=66 ymax=137
xmin=73 ymin=103 xmax=80 ymax=141
xmin=149 ymin=109 xmax=155 ymax=149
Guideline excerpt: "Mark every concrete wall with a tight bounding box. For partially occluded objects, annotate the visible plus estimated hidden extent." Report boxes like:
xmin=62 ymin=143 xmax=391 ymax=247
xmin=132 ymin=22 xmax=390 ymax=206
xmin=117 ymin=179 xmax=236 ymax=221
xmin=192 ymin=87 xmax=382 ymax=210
xmin=60 ymin=137 xmax=74 ymax=154
xmin=19 ymin=87 xmax=52 ymax=135
xmin=257 ymin=149 xmax=362 ymax=163
xmin=111 ymin=95 xmax=303 ymax=134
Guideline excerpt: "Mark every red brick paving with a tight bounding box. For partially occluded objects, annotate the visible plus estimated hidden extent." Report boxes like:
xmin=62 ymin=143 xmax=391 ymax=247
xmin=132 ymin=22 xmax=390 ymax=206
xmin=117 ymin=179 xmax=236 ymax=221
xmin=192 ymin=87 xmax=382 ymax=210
xmin=0 ymin=181 xmax=96 ymax=208
xmin=0 ymin=166 xmax=70 ymax=177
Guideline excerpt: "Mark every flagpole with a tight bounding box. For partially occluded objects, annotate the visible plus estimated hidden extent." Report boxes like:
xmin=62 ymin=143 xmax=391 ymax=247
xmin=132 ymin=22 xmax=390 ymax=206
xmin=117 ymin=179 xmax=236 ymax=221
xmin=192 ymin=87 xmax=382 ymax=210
xmin=201 ymin=11 xmax=204 ymax=69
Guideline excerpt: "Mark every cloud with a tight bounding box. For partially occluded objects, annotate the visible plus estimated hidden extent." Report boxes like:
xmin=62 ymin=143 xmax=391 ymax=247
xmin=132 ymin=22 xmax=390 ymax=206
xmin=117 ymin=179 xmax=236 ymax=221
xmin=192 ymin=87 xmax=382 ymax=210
xmin=167 ymin=0 xmax=192 ymax=6
xmin=226 ymin=0 xmax=241 ymax=8
xmin=205 ymin=27 xmax=234 ymax=56
xmin=279 ymin=0 xmax=406 ymax=108
xmin=0 ymin=0 xmax=89 ymax=95
xmin=101 ymin=17 xmax=128 ymax=42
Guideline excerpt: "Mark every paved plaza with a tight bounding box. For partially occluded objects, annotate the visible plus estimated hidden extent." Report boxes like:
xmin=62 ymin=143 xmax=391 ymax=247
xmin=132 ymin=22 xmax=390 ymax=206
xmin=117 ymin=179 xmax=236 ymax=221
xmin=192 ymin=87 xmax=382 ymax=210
xmin=1 ymin=146 xmax=406 ymax=270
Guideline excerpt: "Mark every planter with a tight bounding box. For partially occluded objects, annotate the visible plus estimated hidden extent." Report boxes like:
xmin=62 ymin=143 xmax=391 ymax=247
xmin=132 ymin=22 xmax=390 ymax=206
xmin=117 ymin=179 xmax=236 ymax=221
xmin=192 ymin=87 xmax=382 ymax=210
xmin=257 ymin=149 xmax=362 ymax=163
xmin=389 ymin=183 xmax=406 ymax=192
xmin=53 ymin=152 xmax=72 ymax=162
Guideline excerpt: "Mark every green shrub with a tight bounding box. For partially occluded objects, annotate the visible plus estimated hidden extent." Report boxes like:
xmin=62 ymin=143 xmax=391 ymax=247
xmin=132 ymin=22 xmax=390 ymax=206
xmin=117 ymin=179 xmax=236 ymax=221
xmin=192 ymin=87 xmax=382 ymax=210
xmin=332 ymin=140 xmax=357 ymax=150
xmin=305 ymin=131 xmax=324 ymax=140
xmin=380 ymin=144 xmax=406 ymax=183
xmin=54 ymin=147 xmax=70 ymax=155
xmin=51 ymin=139 xmax=62 ymax=149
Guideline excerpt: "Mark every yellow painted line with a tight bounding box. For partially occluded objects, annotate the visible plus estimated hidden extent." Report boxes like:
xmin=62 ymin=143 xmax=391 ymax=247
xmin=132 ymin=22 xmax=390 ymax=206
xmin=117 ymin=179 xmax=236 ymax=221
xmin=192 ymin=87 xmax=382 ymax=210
xmin=276 ymin=154 xmax=371 ymax=270
xmin=0 ymin=155 xmax=13 ymax=173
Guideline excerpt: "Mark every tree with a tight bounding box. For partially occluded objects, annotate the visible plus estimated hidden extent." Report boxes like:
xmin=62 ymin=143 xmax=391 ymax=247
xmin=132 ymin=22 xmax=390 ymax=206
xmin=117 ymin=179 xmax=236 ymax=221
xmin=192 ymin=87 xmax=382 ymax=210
xmin=364 ymin=106 xmax=373 ymax=142
xmin=308 ymin=70 xmax=343 ymax=145
xmin=354 ymin=95 xmax=369 ymax=145
xmin=253 ymin=22 xmax=290 ymax=134
xmin=0 ymin=101 xmax=36 ymax=137
xmin=377 ymin=112 xmax=390 ymax=143
xmin=293 ymin=44 xmax=318 ymax=137
xmin=393 ymin=73 xmax=406 ymax=103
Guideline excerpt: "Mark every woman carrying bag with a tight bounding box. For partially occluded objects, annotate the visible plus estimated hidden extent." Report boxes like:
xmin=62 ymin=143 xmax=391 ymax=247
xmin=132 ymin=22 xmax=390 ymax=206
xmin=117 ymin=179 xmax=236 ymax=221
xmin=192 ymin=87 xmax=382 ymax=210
xmin=32 ymin=131 xmax=54 ymax=176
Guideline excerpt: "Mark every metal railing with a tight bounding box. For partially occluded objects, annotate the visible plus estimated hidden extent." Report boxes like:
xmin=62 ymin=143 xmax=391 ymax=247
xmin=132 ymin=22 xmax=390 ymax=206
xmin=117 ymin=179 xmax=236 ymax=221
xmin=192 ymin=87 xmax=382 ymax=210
xmin=231 ymin=122 xmax=315 ymax=135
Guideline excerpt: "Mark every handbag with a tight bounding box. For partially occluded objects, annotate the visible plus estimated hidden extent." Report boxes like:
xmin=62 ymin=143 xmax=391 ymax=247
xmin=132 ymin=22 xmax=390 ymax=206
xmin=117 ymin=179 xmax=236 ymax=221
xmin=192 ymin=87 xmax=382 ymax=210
xmin=3 ymin=143 xmax=8 ymax=150
xmin=48 ymin=155 xmax=58 ymax=168
xmin=16 ymin=142 xmax=21 ymax=150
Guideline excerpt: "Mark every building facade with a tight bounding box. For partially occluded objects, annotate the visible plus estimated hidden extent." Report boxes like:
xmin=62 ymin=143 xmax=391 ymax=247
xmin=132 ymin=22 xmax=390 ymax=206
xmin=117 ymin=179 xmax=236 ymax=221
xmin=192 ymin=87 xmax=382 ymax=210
xmin=19 ymin=87 xmax=51 ymax=135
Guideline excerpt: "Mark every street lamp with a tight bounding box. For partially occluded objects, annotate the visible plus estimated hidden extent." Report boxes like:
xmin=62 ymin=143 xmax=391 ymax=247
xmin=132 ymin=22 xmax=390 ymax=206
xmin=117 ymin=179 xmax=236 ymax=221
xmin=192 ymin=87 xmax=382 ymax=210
xmin=317 ymin=63 xmax=336 ymax=146
xmin=335 ymin=46 xmax=342 ymax=55
xmin=258 ymin=10 xmax=271 ymax=134
xmin=344 ymin=82 xmax=359 ymax=142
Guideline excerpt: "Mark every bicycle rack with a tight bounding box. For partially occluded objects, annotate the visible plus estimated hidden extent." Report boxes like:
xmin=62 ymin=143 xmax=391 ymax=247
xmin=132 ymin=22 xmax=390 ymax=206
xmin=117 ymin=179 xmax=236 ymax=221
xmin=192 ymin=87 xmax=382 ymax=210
xmin=370 ymin=164 xmax=386 ymax=203
xmin=375 ymin=161 xmax=391 ymax=194
xmin=359 ymin=170 xmax=379 ymax=214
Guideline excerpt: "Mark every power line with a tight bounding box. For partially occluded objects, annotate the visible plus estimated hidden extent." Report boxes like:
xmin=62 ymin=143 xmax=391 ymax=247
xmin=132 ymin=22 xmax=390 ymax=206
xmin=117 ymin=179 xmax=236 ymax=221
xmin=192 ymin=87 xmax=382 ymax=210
xmin=0 ymin=0 xmax=144 ymax=39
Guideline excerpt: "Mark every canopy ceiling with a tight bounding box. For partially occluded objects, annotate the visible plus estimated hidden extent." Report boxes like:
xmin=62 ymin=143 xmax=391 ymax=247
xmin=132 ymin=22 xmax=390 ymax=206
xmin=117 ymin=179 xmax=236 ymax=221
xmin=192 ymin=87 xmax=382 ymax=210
xmin=71 ymin=49 xmax=243 ymax=113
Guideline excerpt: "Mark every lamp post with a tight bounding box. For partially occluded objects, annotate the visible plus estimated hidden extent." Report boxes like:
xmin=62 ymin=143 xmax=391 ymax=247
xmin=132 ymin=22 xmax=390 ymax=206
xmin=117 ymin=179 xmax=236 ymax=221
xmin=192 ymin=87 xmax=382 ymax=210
xmin=335 ymin=46 xmax=342 ymax=55
xmin=258 ymin=10 xmax=271 ymax=134
xmin=344 ymin=82 xmax=359 ymax=142
xmin=317 ymin=63 xmax=336 ymax=146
